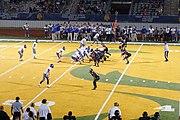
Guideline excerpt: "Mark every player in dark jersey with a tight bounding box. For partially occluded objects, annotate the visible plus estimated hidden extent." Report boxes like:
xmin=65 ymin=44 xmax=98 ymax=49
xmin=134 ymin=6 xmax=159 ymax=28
xmin=101 ymin=43 xmax=111 ymax=56
xmin=119 ymin=43 xmax=131 ymax=64
xmin=89 ymin=68 xmax=100 ymax=90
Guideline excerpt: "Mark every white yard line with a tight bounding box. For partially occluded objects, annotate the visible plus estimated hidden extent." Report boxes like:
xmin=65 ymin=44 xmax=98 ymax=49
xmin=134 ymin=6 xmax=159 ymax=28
xmin=94 ymin=44 xmax=143 ymax=120
xmin=0 ymin=41 xmax=23 ymax=52
xmin=0 ymin=42 xmax=63 ymax=77
xmin=22 ymin=62 xmax=78 ymax=109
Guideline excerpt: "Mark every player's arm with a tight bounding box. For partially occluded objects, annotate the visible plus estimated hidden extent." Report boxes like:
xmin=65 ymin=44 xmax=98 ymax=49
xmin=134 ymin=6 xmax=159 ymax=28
xmin=11 ymin=106 xmax=13 ymax=115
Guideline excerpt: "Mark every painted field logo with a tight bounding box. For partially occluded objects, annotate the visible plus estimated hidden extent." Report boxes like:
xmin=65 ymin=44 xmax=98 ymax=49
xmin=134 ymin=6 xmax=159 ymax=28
xmin=3 ymin=100 xmax=25 ymax=106
xmin=154 ymin=105 xmax=175 ymax=112
xmin=35 ymin=101 xmax=55 ymax=107
xmin=3 ymin=100 xmax=55 ymax=107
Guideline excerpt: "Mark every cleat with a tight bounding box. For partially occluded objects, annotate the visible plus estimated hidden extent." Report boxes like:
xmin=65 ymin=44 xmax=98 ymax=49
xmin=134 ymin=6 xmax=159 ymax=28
xmin=38 ymin=84 xmax=41 ymax=88
xmin=47 ymin=85 xmax=50 ymax=88
xmin=92 ymin=87 xmax=97 ymax=90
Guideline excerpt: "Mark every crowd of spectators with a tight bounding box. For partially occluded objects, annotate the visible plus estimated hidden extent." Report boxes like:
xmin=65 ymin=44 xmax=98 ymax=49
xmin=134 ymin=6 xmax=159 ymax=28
xmin=77 ymin=0 xmax=108 ymax=14
xmin=0 ymin=0 xmax=171 ymax=16
xmin=6 ymin=0 xmax=68 ymax=13
xmin=131 ymin=0 xmax=164 ymax=16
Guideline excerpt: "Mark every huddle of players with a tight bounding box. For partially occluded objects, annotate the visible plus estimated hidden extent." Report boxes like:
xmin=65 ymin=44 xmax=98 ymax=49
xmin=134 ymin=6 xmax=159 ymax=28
xmin=71 ymin=37 xmax=113 ymax=67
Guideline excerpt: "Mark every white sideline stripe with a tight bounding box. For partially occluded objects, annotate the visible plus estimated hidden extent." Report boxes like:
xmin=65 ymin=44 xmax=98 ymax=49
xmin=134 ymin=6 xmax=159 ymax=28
xmin=1 ymin=38 xmax=180 ymax=46
xmin=0 ymin=42 xmax=63 ymax=77
xmin=94 ymin=44 xmax=143 ymax=120
xmin=23 ymin=63 xmax=78 ymax=109
xmin=0 ymin=41 xmax=23 ymax=52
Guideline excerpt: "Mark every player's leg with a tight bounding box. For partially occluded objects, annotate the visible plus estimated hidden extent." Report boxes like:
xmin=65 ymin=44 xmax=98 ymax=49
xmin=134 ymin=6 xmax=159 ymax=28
xmin=105 ymin=48 xmax=111 ymax=56
xmin=125 ymin=53 xmax=131 ymax=64
xmin=56 ymin=52 xmax=60 ymax=63
xmin=38 ymin=74 xmax=46 ymax=87
xmin=18 ymin=51 xmax=23 ymax=61
xmin=33 ymin=48 xmax=36 ymax=59
xmin=46 ymin=77 xmax=50 ymax=88
xmin=165 ymin=51 xmax=168 ymax=61
xmin=92 ymin=80 xmax=97 ymax=90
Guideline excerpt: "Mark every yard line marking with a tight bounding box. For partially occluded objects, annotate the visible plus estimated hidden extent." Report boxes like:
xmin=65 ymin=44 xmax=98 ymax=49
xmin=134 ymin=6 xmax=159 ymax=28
xmin=0 ymin=41 xmax=23 ymax=52
xmin=22 ymin=63 xmax=78 ymax=109
xmin=94 ymin=44 xmax=143 ymax=120
xmin=0 ymin=43 xmax=63 ymax=77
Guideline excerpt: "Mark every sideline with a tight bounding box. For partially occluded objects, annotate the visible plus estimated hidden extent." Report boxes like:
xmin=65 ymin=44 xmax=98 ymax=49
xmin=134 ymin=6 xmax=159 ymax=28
xmin=94 ymin=44 xmax=143 ymax=120
xmin=0 ymin=41 xmax=23 ymax=52
xmin=0 ymin=42 xmax=63 ymax=76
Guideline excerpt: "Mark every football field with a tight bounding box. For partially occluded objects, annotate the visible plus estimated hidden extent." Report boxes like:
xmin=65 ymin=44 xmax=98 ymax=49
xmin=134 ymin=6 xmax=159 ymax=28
xmin=0 ymin=41 xmax=180 ymax=120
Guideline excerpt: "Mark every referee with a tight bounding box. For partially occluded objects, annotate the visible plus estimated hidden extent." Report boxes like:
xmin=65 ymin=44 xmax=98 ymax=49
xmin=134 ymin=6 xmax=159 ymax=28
xmin=164 ymin=42 xmax=169 ymax=62
xmin=11 ymin=96 xmax=24 ymax=120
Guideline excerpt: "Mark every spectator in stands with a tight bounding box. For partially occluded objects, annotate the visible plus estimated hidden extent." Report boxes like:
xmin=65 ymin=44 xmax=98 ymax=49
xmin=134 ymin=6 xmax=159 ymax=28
xmin=141 ymin=26 xmax=147 ymax=41
xmin=138 ymin=111 xmax=150 ymax=120
xmin=0 ymin=105 xmax=10 ymax=120
xmin=150 ymin=112 xmax=160 ymax=120
xmin=63 ymin=111 xmax=76 ymax=120
xmin=37 ymin=99 xmax=52 ymax=120
xmin=108 ymin=102 xmax=122 ymax=120
xmin=11 ymin=96 xmax=24 ymax=120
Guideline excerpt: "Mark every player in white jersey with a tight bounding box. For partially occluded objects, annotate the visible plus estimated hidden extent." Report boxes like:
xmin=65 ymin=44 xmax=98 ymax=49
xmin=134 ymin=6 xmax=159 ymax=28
xmin=164 ymin=42 xmax=169 ymax=62
xmin=56 ymin=46 xmax=65 ymax=63
xmin=80 ymin=38 xmax=87 ymax=48
xmin=92 ymin=33 xmax=99 ymax=45
xmin=38 ymin=64 xmax=54 ymax=88
xmin=32 ymin=40 xmax=38 ymax=59
xmin=18 ymin=44 xmax=27 ymax=61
